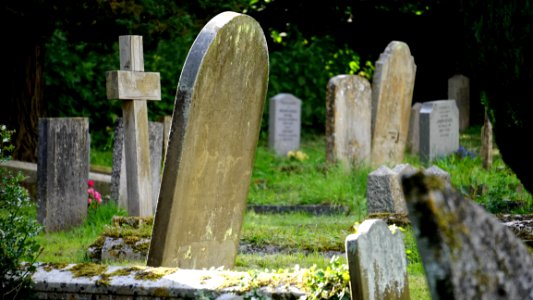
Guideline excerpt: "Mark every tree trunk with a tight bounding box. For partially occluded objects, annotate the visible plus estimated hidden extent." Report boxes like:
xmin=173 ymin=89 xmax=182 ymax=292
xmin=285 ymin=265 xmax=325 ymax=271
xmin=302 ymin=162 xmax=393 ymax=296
xmin=2 ymin=42 xmax=45 ymax=163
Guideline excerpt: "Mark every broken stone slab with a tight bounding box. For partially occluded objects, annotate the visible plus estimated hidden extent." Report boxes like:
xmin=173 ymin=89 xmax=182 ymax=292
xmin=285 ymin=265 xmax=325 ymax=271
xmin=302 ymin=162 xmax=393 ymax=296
xmin=32 ymin=263 xmax=307 ymax=299
xmin=401 ymin=172 xmax=533 ymax=300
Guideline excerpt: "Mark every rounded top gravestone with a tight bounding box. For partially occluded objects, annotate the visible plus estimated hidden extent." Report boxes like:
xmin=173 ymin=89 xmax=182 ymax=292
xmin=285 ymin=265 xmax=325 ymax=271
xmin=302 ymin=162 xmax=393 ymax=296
xmin=148 ymin=11 xmax=269 ymax=269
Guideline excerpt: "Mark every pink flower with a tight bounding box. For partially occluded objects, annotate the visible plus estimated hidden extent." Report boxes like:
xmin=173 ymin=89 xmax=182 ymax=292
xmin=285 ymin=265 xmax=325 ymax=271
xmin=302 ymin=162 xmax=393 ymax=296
xmin=88 ymin=180 xmax=95 ymax=188
xmin=88 ymin=198 xmax=92 ymax=204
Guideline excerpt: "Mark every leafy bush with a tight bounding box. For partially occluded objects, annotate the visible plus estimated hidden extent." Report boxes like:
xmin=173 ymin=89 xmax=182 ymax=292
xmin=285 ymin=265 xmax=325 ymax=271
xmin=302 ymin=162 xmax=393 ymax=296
xmin=303 ymin=256 xmax=350 ymax=300
xmin=0 ymin=125 xmax=43 ymax=299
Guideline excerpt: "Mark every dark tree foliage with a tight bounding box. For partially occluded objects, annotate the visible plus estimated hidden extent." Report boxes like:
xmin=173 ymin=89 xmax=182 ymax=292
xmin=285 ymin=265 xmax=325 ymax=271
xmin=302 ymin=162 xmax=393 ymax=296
xmin=459 ymin=0 xmax=533 ymax=193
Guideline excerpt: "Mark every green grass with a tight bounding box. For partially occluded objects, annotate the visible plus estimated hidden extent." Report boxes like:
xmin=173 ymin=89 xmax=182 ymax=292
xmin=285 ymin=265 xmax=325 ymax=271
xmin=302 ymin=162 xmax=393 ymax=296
xmin=21 ymin=128 xmax=533 ymax=299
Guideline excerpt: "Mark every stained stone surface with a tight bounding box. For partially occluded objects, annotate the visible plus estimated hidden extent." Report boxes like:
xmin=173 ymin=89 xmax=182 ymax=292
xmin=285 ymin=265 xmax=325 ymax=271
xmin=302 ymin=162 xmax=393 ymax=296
xmin=406 ymin=102 xmax=422 ymax=154
xmin=480 ymin=111 xmax=493 ymax=169
xmin=111 ymin=118 xmax=163 ymax=213
xmin=345 ymin=219 xmax=410 ymax=300
xmin=366 ymin=166 xmax=404 ymax=214
xmin=326 ymin=75 xmax=372 ymax=167
xmin=448 ymin=74 xmax=470 ymax=132
xmin=37 ymin=118 xmax=89 ymax=232
xmin=419 ymin=100 xmax=459 ymax=163
xmin=148 ymin=12 xmax=269 ymax=269
xmin=402 ymin=172 xmax=533 ymax=300
xmin=268 ymin=93 xmax=302 ymax=156
xmin=371 ymin=41 xmax=416 ymax=166
xmin=423 ymin=165 xmax=451 ymax=185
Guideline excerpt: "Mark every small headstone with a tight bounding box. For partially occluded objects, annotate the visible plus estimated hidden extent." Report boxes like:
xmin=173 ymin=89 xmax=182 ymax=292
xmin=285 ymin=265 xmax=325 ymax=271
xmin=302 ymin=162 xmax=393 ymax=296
xmin=419 ymin=100 xmax=459 ymax=163
xmin=406 ymin=102 xmax=422 ymax=154
xmin=371 ymin=41 xmax=416 ymax=166
xmin=326 ymin=75 xmax=372 ymax=167
xmin=148 ymin=12 xmax=269 ymax=269
xmin=448 ymin=74 xmax=470 ymax=132
xmin=269 ymin=93 xmax=302 ymax=156
xmin=37 ymin=118 xmax=89 ymax=232
xmin=111 ymin=119 xmax=164 ymax=213
xmin=402 ymin=172 xmax=533 ymax=300
xmin=106 ymin=35 xmax=161 ymax=217
xmin=367 ymin=165 xmax=407 ymax=214
xmin=345 ymin=219 xmax=410 ymax=300
xmin=480 ymin=111 xmax=493 ymax=169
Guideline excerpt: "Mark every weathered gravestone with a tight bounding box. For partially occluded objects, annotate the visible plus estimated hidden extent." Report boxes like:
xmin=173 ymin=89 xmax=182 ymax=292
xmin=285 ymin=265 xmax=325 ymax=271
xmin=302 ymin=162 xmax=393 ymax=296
xmin=345 ymin=219 xmax=410 ymax=300
xmin=406 ymin=102 xmax=422 ymax=154
xmin=371 ymin=41 xmax=416 ymax=166
xmin=419 ymin=100 xmax=459 ymax=163
xmin=402 ymin=172 xmax=533 ymax=300
xmin=480 ymin=110 xmax=493 ymax=169
xmin=326 ymin=75 xmax=372 ymax=167
xmin=448 ymin=74 xmax=470 ymax=132
xmin=111 ymin=118 xmax=163 ymax=213
xmin=147 ymin=11 xmax=269 ymax=269
xmin=106 ymin=35 xmax=161 ymax=217
xmin=367 ymin=164 xmax=450 ymax=215
xmin=37 ymin=118 xmax=89 ymax=232
xmin=269 ymin=93 xmax=302 ymax=156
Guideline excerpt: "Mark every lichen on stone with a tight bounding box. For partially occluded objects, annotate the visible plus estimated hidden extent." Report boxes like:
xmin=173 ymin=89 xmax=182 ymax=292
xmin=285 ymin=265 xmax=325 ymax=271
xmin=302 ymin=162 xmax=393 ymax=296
xmin=41 ymin=262 xmax=69 ymax=272
xmin=69 ymin=263 xmax=108 ymax=278
xmin=133 ymin=267 xmax=176 ymax=281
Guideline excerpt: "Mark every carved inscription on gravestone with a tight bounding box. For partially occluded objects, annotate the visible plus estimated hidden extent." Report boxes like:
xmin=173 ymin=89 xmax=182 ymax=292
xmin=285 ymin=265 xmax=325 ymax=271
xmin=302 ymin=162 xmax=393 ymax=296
xmin=269 ymin=93 xmax=302 ymax=156
xmin=419 ymin=100 xmax=459 ymax=163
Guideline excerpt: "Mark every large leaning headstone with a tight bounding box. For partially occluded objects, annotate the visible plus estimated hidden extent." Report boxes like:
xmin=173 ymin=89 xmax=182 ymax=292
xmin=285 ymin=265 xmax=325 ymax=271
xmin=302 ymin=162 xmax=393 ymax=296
xmin=106 ymin=35 xmax=161 ymax=216
xmin=326 ymin=75 xmax=372 ymax=167
xmin=147 ymin=12 xmax=269 ymax=269
xmin=269 ymin=93 xmax=302 ymax=156
xmin=111 ymin=118 xmax=163 ymax=213
xmin=371 ymin=41 xmax=416 ymax=166
xmin=402 ymin=172 xmax=533 ymax=300
xmin=345 ymin=219 xmax=410 ymax=300
xmin=37 ymin=118 xmax=89 ymax=232
xmin=419 ymin=100 xmax=459 ymax=163
xmin=448 ymin=74 xmax=470 ymax=132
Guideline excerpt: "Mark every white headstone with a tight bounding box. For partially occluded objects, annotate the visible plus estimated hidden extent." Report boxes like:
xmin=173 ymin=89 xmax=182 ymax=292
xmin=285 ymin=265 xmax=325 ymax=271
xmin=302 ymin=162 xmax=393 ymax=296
xmin=419 ymin=100 xmax=459 ymax=163
xmin=268 ymin=93 xmax=302 ymax=156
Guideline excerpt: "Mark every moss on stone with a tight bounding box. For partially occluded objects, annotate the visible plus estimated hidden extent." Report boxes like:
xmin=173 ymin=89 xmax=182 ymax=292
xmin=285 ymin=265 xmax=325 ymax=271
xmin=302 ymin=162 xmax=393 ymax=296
xmin=108 ymin=266 xmax=143 ymax=277
xmin=153 ymin=287 xmax=170 ymax=297
xmin=70 ymin=263 xmax=108 ymax=278
xmin=366 ymin=212 xmax=411 ymax=227
xmin=89 ymin=236 xmax=106 ymax=249
xmin=41 ymin=262 xmax=69 ymax=272
xmin=134 ymin=267 xmax=176 ymax=281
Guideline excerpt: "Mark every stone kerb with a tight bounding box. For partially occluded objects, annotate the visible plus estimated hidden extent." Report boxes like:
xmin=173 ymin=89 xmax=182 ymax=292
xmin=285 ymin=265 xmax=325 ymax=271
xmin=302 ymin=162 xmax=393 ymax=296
xmin=345 ymin=219 xmax=410 ymax=300
xmin=31 ymin=264 xmax=306 ymax=299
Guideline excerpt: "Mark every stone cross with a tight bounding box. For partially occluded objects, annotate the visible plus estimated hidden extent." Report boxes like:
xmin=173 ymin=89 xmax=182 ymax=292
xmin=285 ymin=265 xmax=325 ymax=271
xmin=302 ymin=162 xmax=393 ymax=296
xmin=147 ymin=12 xmax=269 ymax=269
xmin=106 ymin=35 xmax=161 ymax=216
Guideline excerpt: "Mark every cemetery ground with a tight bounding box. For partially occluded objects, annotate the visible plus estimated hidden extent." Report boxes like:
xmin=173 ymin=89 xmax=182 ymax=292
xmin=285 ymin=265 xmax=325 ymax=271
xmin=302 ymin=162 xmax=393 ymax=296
xmin=7 ymin=126 xmax=533 ymax=299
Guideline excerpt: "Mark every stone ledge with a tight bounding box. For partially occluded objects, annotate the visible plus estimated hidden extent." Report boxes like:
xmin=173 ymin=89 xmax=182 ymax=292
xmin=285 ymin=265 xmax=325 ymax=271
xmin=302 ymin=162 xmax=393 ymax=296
xmin=32 ymin=263 xmax=307 ymax=299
